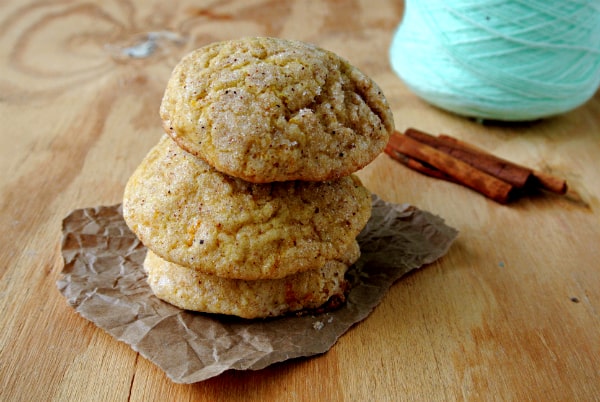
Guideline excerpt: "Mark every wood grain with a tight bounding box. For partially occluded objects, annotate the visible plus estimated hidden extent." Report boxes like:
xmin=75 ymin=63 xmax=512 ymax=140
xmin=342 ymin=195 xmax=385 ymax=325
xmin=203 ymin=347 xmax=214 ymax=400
xmin=1 ymin=0 xmax=599 ymax=401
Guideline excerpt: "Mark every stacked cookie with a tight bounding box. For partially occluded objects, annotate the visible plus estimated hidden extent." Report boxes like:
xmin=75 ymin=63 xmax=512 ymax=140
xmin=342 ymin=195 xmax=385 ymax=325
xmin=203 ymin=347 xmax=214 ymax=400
xmin=123 ymin=37 xmax=394 ymax=318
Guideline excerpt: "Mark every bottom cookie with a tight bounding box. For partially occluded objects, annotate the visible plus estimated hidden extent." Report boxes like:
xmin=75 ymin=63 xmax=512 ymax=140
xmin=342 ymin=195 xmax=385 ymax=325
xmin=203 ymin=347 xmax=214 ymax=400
xmin=143 ymin=242 xmax=359 ymax=319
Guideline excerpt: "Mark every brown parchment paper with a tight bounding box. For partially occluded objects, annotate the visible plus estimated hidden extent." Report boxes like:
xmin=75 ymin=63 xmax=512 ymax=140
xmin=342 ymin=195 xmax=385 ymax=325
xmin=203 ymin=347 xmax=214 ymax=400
xmin=57 ymin=195 xmax=458 ymax=384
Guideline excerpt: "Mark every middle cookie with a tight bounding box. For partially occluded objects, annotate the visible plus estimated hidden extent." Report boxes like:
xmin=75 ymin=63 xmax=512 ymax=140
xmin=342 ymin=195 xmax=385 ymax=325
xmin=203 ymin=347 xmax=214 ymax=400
xmin=123 ymin=135 xmax=372 ymax=280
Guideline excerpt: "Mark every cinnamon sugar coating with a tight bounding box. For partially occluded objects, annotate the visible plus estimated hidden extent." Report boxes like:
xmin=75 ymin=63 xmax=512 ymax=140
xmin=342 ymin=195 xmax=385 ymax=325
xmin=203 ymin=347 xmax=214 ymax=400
xmin=123 ymin=135 xmax=372 ymax=280
xmin=160 ymin=36 xmax=394 ymax=183
xmin=143 ymin=240 xmax=358 ymax=318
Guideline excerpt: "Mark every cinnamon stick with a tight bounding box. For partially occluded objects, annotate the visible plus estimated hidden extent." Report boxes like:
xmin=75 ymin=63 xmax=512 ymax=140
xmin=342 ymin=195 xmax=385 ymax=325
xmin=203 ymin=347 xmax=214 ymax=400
xmin=384 ymin=143 xmax=455 ymax=182
xmin=406 ymin=128 xmax=532 ymax=188
xmin=530 ymin=171 xmax=567 ymax=194
xmin=387 ymin=133 xmax=514 ymax=203
xmin=438 ymin=133 xmax=567 ymax=194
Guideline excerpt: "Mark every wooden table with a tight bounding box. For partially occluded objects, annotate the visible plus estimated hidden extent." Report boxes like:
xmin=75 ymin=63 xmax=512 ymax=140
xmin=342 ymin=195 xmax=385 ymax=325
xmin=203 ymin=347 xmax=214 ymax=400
xmin=2 ymin=0 xmax=599 ymax=400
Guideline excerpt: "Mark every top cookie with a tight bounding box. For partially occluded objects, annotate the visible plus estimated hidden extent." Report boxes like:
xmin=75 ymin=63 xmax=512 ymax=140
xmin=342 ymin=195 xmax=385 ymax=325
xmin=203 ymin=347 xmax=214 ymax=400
xmin=160 ymin=37 xmax=394 ymax=183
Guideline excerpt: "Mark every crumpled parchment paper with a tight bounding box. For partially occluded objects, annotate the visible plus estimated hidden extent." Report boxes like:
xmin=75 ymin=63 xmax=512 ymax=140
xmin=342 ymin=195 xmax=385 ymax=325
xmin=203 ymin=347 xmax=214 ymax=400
xmin=57 ymin=195 xmax=458 ymax=383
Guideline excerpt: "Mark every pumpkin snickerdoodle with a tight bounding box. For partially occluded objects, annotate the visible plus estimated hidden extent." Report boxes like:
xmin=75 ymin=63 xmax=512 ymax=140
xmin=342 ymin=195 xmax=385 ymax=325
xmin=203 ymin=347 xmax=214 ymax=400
xmin=123 ymin=135 xmax=372 ymax=281
xmin=143 ymin=239 xmax=359 ymax=319
xmin=160 ymin=36 xmax=394 ymax=183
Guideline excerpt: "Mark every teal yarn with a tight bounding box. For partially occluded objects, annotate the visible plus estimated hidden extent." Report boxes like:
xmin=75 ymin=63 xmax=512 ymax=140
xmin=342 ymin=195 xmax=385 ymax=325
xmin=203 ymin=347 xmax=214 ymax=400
xmin=389 ymin=0 xmax=600 ymax=121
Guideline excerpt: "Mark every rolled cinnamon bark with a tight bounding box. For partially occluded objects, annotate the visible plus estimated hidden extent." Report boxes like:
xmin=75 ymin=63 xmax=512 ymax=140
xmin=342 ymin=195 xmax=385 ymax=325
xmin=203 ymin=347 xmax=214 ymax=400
xmin=387 ymin=133 xmax=514 ymax=203
xmin=385 ymin=142 xmax=456 ymax=182
xmin=437 ymin=133 xmax=567 ymax=194
xmin=406 ymin=128 xmax=532 ymax=189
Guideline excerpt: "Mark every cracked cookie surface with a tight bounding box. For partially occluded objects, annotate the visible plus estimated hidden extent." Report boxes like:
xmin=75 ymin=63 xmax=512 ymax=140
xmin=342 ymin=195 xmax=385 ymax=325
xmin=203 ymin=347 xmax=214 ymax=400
xmin=123 ymin=135 xmax=372 ymax=280
xmin=160 ymin=36 xmax=394 ymax=183
xmin=143 ymin=240 xmax=359 ymax=318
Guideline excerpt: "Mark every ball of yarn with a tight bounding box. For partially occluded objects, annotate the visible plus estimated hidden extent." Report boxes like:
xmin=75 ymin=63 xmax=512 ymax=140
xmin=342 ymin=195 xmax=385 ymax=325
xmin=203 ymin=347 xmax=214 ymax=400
xmin=389 ymin=0 xmax=600 ymax=121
